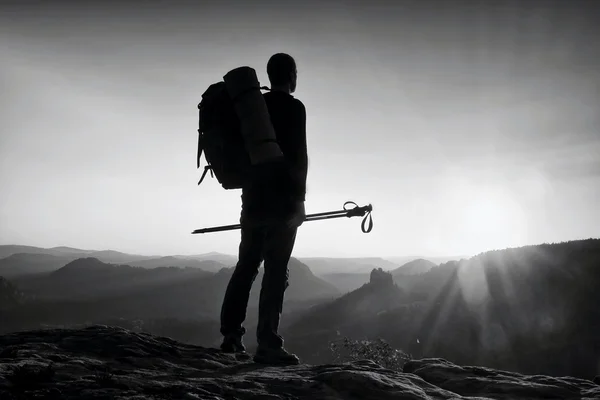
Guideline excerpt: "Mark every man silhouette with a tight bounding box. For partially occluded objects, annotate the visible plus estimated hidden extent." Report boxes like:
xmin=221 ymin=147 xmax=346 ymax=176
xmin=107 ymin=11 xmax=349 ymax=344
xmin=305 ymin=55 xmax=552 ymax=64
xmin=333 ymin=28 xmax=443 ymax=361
xmin=219 ymin=53 xmax=307 ymax=365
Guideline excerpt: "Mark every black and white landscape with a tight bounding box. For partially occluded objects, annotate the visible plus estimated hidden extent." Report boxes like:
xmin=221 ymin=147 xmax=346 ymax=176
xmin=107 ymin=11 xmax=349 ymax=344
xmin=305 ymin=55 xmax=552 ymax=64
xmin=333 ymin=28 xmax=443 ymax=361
xmin=2 ymin=0 xmax=600 ymax=398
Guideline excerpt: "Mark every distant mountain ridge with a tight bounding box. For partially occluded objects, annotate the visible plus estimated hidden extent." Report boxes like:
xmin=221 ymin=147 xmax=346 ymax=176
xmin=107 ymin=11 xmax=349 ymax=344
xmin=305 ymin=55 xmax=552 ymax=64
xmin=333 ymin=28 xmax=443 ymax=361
xmin=392 ymin=258 xmax=436 ymax=276
xmin=17 ymin=257 xmax=213 ymax=300
xmin=0 ymin=245 xmax=463 ymax=279
xmin=127 ymin=256 xmax=226 ymax=272
xmin=0 ymin=245 xmax=235 ymax=265
xmin=0 ymin=246 xmax=233 ymax=278
xmin=320 ymin=258 xmax=438 ymax=293
xmin=3 ymin=256 xmax=339 ymax=326
xmin=284 ymin=238 xmax=600 ymax=380
xmin=174 ymin=252 xmax=238 ymax=266
xmin=0 ymin=245 xmax=157 ymax=264
xmin=385 ymin=255 xmax=467 ymax=265
xmin=0 ymin=253 xmax=77 ymax=277
xmin=0 ymin=245 xmax=68 ymax=259
xmin=48 ymin=246 xmax=99 ymax=254
xmin=0 ymin=245 xmax=465 ymax=274
xmin=298 ymin=257 xmax=402 ymax=275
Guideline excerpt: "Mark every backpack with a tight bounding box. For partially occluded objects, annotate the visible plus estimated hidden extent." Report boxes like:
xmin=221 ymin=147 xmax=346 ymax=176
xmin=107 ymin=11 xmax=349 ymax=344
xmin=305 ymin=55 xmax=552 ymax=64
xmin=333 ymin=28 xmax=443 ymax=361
xmin=196 ymin=81 xmax=249 ymax=190
xmin=196 ymin=66 xmax=283 ymax=190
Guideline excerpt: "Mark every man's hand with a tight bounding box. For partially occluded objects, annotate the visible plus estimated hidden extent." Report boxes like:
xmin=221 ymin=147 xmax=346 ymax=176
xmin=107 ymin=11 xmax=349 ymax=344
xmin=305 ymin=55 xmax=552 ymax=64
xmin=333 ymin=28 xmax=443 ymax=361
xmin=286 ymin=201 xmax=306 ymax=228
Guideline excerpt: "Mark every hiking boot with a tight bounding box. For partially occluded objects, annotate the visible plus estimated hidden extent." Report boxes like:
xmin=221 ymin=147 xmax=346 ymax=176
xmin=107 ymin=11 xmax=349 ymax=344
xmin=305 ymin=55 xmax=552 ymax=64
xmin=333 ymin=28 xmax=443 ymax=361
xmin=220 ymin=336 xmax=246 ymax=353
xmin=253 ymin=346 xmax=300 ymax=365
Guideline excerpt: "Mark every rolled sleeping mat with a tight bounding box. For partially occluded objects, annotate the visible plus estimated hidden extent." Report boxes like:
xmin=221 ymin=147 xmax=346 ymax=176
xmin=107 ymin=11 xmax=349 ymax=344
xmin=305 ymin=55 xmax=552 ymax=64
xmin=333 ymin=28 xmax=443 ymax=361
xmin=223 ymin=66 xmax=284 ymax=166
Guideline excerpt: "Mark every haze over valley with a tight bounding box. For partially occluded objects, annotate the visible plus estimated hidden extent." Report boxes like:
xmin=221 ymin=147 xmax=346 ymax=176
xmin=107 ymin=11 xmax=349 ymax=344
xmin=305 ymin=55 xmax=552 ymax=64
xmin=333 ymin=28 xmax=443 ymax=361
xmin=2 ymin=239 xmax=600 ymax=381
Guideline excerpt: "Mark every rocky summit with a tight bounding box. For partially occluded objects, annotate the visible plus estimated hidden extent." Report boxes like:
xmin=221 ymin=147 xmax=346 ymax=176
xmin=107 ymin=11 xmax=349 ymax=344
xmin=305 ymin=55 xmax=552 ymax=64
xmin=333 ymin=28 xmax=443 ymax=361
xmin=0 ymin=326 xmax=598 ymax=400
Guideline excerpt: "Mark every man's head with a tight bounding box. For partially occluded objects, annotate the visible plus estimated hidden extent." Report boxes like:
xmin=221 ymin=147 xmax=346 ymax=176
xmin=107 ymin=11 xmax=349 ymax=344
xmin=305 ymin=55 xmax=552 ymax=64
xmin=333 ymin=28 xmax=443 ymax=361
xmin=267 ymin=53 xmax=297 ymax=94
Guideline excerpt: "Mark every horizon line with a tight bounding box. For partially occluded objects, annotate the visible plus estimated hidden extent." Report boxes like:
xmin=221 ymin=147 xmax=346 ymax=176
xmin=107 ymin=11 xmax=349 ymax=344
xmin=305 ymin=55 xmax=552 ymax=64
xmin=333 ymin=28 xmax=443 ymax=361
xmin=3 ymin=239 xmax=600 ymax=260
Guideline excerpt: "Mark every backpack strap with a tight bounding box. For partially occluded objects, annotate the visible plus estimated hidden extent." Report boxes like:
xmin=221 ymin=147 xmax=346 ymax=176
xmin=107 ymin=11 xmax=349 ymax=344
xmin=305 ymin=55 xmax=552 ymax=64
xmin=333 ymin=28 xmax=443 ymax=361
xmin=197 ymin=102 xmax=203 ymax=169
xmin=197 ymin=103 xmax=214 ymax=185
xmin=198 ymin=165 xmax=214 ymax=185
xmin=197 ymin=129 xmax=202 ymax=169
xmin=197 ymin=129 xmax=214 ymax=185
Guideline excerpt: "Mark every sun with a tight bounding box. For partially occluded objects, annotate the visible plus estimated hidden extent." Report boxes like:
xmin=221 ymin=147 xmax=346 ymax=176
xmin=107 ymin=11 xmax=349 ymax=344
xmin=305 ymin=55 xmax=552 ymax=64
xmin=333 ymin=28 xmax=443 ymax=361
xmin=460 ymin=185 xmax=528 ymax=254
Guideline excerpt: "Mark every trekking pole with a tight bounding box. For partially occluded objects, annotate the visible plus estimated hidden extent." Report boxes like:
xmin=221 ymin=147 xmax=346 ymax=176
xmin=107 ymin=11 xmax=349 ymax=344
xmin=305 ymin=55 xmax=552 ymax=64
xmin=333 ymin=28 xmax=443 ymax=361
xmin=191 ymin=201 xmax=373 ymax=234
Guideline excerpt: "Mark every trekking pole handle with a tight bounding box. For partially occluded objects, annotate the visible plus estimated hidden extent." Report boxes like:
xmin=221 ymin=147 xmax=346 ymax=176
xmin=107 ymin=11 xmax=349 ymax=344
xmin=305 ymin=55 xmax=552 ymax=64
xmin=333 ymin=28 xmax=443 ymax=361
xmin=342 ymin=201 xmax=374 ymax=233
xmin=344 ymin=201 xmax=373 ymax=218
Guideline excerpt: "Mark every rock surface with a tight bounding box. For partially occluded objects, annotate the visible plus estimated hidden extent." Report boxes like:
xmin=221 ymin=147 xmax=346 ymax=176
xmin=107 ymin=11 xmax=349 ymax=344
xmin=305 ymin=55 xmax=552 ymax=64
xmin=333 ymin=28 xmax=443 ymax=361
xmin=0 ymin=325 xmax=598 ymax=400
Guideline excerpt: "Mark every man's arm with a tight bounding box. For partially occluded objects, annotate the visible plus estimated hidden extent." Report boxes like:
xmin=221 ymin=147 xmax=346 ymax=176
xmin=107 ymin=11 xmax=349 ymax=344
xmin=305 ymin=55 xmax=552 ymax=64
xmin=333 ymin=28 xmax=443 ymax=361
xmin=283 ymin=100 xmax=307 ymax=228
xmin=288 ymin=100 xmax=308 ymax=202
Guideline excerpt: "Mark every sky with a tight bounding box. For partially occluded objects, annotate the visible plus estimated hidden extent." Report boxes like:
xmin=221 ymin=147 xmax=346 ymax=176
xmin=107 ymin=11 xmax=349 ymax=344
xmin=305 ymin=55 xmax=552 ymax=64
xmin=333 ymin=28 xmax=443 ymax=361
xmin=1 ymin=0 xmax=599 ymax=258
